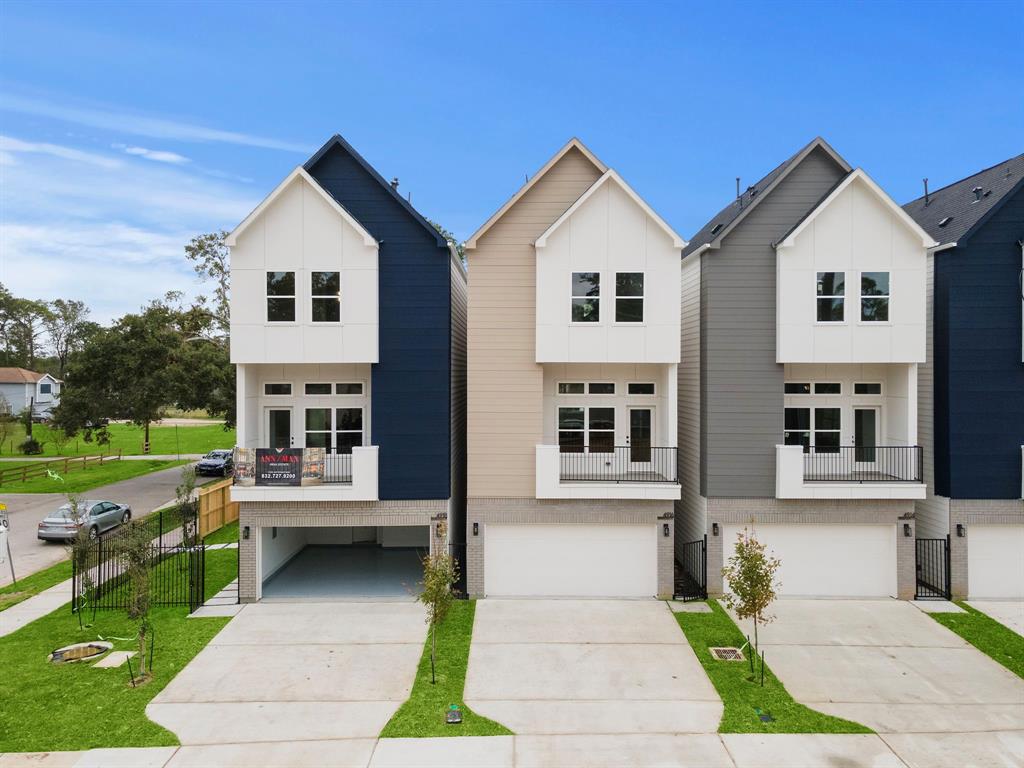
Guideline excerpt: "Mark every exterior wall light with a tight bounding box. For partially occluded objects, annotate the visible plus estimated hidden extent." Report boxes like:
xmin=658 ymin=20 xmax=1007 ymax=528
xmin=472 ymin=522 xmax=479 ymax=536
xmin=712 ymin=523 xmax=719 ymax=536
xmin=243 ymin=526 xmax=250 ymax=540
xmin=903 ymin=523 xmax=912 ymax=537
xmin=956 ymin=523 xmax=965 ymax=537
xmin=663 ymin=523 xmax=670 ymax=537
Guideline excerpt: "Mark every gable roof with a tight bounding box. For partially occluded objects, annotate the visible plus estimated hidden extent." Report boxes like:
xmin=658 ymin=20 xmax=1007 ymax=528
xmin=682 ymin=137 xmax=852 ymax=258
xmin=303 ymin=134 xmax=449 ymax=250
xmin=535 ymin=169 xmax=686 ymax=249
xmin=225 ymin=166 xmax=377 ymax=247
xmin=465 ymin=138 xmax=608 ymax=250
xmin=902 ymin=152 xmax=1024 ymax=248
xmin=776 ymin=168 xmax=937 ymax=250
xmin=0 ymin=367 xmax=48 ymax=384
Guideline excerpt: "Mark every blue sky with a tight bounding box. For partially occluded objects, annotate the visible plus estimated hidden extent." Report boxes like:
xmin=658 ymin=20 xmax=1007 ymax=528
xmin=1 ymin=0 xmax=1021 ymax=321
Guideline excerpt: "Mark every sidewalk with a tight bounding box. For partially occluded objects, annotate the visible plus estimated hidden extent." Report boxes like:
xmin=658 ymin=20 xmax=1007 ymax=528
xmin=3 ymin=731 xmax=1021 ymax=768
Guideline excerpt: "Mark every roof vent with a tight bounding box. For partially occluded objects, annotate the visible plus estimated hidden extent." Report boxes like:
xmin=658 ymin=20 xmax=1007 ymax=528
xmin=747 ymin=185 xmax=758 ymax=199
xmin=972 ymin=186 xmax=983 ymax=202
xmin=938 ymin=216 xmax=953 ymax=227
xmin=983 ymin=189 xmax=992 ymax=198
xmin=923 ymin=178 xmax=930 ymax=206
xmin=390 ymin=177 xmax=399 ymax=190
xmin=711 ymin=223 xmax=723 ymax=236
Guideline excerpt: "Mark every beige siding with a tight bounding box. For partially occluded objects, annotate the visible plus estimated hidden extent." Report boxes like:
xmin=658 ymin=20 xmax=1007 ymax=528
xmin=675 ymin=252 xmax=706 ymax=548
xmin=467 ymin=147 xmax=603 ymax=498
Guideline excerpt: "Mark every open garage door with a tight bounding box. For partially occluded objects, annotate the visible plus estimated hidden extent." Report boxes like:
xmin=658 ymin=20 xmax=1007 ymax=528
xmin=723 ymin=524 xmax=897 ymax=598
xmin=484 ymin=523 xmax=657 ymax=597
xmin=968 ymin=524 xmax=1024 ymax=599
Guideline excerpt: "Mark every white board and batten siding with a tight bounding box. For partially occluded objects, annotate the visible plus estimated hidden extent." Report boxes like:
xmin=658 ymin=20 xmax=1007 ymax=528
xmin=484 ymin=524 xmax=658 ymax=597
xmin=723 ymin=523 xmax=898 ymax=598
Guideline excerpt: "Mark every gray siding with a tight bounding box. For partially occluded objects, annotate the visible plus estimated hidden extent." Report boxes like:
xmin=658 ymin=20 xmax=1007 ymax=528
xmin=449 ymin=254 xmax=468 ymax=547
xmin=701 ymin=147 xmax=847 ymax=497
xmin=675 ymin=252 xmax=706 ymax=549
xmin=0 ymin=383 xmax=28 ymax=415
xmin=915 ymin=252 xmax=951 ymax=538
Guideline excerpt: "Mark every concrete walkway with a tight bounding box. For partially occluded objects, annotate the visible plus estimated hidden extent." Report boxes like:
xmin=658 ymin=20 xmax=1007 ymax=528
xmin=465 ymin=600 xmax=722 ymax=734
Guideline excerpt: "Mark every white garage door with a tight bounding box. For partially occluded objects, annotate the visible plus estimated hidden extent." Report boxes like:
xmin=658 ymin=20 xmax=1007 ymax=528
xmin=723 ymin=524 xmax=897 ymax=598
xmin=484 ymin=524 xmax=657 ymax=597
xmin=968 ymin=525 xmax=1024 ymax=599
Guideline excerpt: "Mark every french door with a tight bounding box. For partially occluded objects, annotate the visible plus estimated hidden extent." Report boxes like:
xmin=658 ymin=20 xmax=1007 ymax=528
xmin=266 ymin=408 xmax=293 ymax=449
xmin=854 ymin=407 xmax=879 ymax=468
xmin=627 ymin=407 xmax=653 ymax=468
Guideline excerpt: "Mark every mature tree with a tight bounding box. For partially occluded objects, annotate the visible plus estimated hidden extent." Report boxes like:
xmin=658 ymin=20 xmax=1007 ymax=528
xmin=0 ymin=286 xmax=52 ymax=369
xmin=184 ymin=231 xmax=230 ymax=336
xmin=43 ymin=299 xmax=93 ymax=379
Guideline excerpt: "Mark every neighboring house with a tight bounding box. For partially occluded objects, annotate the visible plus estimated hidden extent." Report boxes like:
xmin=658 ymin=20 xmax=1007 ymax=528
xmin=464 ymin=139 xmax=684 ymax=599
xmin=227 ymin=134 xmax=466 ymax=602
xmin=0 ymin=367 xmax=61 ymax=418
xmin=904 ymin=153 xmax=1024 ymax=600
xmin=678 ymin=137 xmax=935 ymax=600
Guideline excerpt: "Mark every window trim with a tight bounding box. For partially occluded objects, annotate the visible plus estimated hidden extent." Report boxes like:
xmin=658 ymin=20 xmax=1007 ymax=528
xmin=304 ymin=406 xmax=333 ymax=451
xmin=39 ymin=382 xmax=52 ymax=394
xmin=587 ymin=382 xmax=616 ymax=395
xmin=853 ymin=382 xmax=884 ymax=396
xmin=784 ymin=405 xmax=843 ymax=454
xmin=310 ymin=270 xmax=342 ymax=324
xmin=556 ymin=382 xmax=586 ymax=395
xmin=304 ymin=382 xmax=333 ymax=396
xmin=570 ymin=271 xmax=601 ymax=325
xmin=815 ymin=271 xmax=846 ymax=324
xmin=266 ymin=270 xmax=297 ymax=324
xmin=263 ymin=382 xmax=293 ymax=396
xmin=557 ymin=405 xmax=616 ymax=453
xmin=614 ymin=271 xmax=645 ymax=325
xmin=784 ymin=382 xmax=812 ymax=395
xmin=859 ymin=271 xmax=891 ymax=324
xmin=627 ymin=382 xmax=656 ymax=396
xmin=813 ymin=382 xmax=842 ymax=395
xmin=335 ymin=382 xmax=364 ymax=396
xmin=334 ymin=406 xmax=365 ymax=454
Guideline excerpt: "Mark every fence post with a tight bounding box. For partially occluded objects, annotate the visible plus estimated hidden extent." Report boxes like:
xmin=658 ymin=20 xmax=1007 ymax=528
xmin=944 ymin=534 xmax=952 ymax=600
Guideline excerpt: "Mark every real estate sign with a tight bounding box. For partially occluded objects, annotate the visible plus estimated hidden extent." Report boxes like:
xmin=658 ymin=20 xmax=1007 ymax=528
xmin=255 ymin=449 xmax=303 ymax=486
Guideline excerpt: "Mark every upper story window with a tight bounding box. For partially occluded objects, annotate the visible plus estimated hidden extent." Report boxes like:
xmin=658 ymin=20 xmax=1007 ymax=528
xmin=558 ymin=406 xmax=615 ymax=453
xmin=615 ymin=273 xmax=644 ymax=323
xmin=588 ymin=383 xmax=615 ymax=395
xmin=854 ymin=382 xmax=882 ymax=395
xmin=336 ymin=383 xmax=363 ymax=395
xmin=267 ymin=271 xmax=296 ymax=322
xmin=311 ymin=271 xmax=341 ymax=323
xmin=814 ymin=383 xmax=841 ymax=395
xmin=816 ymin=272 xmax=844 ymax=322
xmin=39 ymin=382 xmax=51 ymax=394
xmin=558 ymin=382 xmax=585 ymax=395
xmin=264 ymin=383 xmax=291 ymax=396
xmin=784 ymin=382 xmax=811 ymax=394
xmin=860 ymin=272 xmax=890 ymax=322
xmin=571 ymin=272 xmax=600 ymax=323
xmin=627 ymin=382 xmax=655 ymax=395
xmin=305 ymin=383 xmax=332 ymax=395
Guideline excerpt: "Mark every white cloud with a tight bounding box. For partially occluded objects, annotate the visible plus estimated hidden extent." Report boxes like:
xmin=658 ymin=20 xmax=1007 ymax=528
xmin=116 ymin=144 xmax=191 ymax=165
xmin=3 ymin=93 xmax=312 ymax=153
xmin=0 ymin=134 xmax=121 ymax=168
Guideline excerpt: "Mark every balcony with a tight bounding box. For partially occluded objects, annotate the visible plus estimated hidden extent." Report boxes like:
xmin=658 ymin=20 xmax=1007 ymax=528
xmin=231 ymin=446 xmax=378 ymax=502
xmin=536 ymin=444 xmax=680 ymax=500
xmin=776 ymin=444 xmax=925 ymax=500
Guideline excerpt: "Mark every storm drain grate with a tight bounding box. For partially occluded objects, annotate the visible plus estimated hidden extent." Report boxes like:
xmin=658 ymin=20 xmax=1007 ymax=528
xmin=709 ymin=646 xmax=744 ymax=661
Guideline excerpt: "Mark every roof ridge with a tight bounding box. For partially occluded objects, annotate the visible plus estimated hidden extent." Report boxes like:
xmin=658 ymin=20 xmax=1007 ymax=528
xmin=904 ymin=152 xmax=1024 ymax=204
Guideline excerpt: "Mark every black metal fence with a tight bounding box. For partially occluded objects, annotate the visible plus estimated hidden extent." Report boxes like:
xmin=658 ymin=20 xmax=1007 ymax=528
xmin=915 ymin=536 xmax=951 ymax=600
xmin=675 ymin=536 xmax=707 ymax=601
xmin=559 ymin=446 xmax=678 ymax=483
xmin=802 ymin=445 xmax=922 ymax=483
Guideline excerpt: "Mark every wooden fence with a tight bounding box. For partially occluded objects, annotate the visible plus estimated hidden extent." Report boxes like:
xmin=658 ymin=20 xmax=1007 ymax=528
xmin=0 ymin=451 xmax=123 ymax=485
xmin=198 ymin=477 xmax=238 ymax=538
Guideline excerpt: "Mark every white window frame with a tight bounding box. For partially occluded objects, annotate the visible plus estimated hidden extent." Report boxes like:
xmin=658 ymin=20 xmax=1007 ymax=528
xmin=812 ymin=406 xmax=842 ymax=454
xmin=334 ymin=406 xmax=365 ymax=454
xmin=266 ymin=270 xmax=297 ymax=323
xmin=587 ymin=382 xmax=616 ymax=395
xmin=304 ymin=382 xmax=333 ymax=396
xmin=614 ymin=271 xmax=644 ymax=324
xmin=627 ymin=382 xmax=656 ymax=395
xmin=813 ymin=382 xmax=842 ymax=395
xmin=263 ymin=382 xmax=292 ymax=396
xmin=310 ymin=270 xmax=342 ymax=324
xmin=335 ymin=382 xmax=364 ymax=396
xmin=859 ymin=271 xmax=890 ymax=324
xmin=557 ymin=405 xmax=615 ymax=453
xmin=304 ymin=406 xmax=333 ymax=451
xmin=570 ymin=271 xmax=601 ymax=324
xmin=853 ymin=382 xmax=884 ymax=396
xmin=816 ymin=271 xmax=845 ymax=324
xmin=556 ymin=382 xmax=586 ymax=395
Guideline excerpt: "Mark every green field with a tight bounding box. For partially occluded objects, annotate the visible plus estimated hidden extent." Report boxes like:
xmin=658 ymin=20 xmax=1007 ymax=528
xmin=0 ymin=422 xmax=235 ymax=458
xmin=0 ymin=459 xmax=186 ymax=494
xmin=0 ymin=549 xmax=238 ymax=752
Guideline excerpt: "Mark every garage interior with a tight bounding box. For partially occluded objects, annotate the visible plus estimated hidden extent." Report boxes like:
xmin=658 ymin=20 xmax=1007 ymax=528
xmin=260 ymin=525 xmax=429 ymax=600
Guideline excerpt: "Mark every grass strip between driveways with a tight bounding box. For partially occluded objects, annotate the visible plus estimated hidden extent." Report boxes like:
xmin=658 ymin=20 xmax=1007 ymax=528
xmin=0 ymin=459 xmax=187 ymax=494
xmin=0 ymin=558 xmax=73 ymax=612
xmin=203 ymin=520 xmax=239 ymax=545
xmin=381 ymin=599 xmax=512 ymax=738
xmin=0 ymin=548 xmax=238 ymax=753
xmin=927 ymin=602 xmax=1024 ymax=679
xmin=673 ymin=600 xmax=871 ymax=734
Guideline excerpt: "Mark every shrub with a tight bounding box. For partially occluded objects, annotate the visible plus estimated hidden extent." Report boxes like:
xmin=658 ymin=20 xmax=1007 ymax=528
xmin=19 ymin=437 xmax=43 ymax=455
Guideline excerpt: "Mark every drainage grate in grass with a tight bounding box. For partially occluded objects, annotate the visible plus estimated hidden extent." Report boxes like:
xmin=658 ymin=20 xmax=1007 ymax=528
xmin=710 ymin=646 xmax=745 ymax=661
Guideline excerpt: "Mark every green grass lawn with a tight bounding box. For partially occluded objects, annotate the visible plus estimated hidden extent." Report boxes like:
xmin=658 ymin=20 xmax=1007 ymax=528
xmin=928 ymin=602 xmax=1024 ymax=679
xmin=381 ymin=600 xmax=512 ymax=738
xmin=0 ymin=548 xmax=237 ymax=753
xmin=0 ymin=459 xmax=187 ymax=494
xmin=0 ymin=422 xmax=235 ymax=458
xmin=204 ymin=520 xmax=238 ymax=545
xmin=0 ymin=559 xmax=73 ymax=612
xmin=673 ymin=600 xmax=871 ymax=734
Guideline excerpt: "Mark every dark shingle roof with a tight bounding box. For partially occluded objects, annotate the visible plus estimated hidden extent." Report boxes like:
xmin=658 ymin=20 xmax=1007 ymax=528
xmin=682 ymin=137 xmax=850 ymax=257
xmin=902 ymin=153 xmax=1024 ymax=246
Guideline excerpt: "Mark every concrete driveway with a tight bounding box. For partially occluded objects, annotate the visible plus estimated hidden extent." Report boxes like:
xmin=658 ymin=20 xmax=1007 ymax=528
xmin=968 ymin=601 xmax=1024 ymax=637
xmin=730 ymin=599 xmax=1024 ymax=735
xmin=147 ymin=601 xmax=426 ymax=752
xmin=464 ymin=600 xmax=722 ymax=736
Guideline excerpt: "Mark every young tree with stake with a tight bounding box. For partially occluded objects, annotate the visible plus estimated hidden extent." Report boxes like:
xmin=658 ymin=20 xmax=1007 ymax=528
xmin=722 ymin=527 xmax=781 ymax=666
xmin=418 ymin=549 xmax=458 ymax=685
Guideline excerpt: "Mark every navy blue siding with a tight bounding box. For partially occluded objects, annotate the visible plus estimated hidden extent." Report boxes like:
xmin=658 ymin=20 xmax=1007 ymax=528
xmin=935 ymin=186 xmax=1024 ymax=499
xmin=307 ymin=144 xmax=452 ymax=501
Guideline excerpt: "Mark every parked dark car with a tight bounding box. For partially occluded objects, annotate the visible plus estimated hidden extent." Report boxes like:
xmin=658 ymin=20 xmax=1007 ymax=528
xmin=196 ymin=449 xmax=234 ymax=477
xmin=37 ymin=500 xmax=131 ymax=541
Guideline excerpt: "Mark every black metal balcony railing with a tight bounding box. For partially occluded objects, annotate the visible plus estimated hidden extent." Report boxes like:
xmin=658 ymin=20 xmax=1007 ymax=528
xmin=802 ymin=445 xmax=922 ymax=483
xmin=559 ymin=446 xmax=678 ymax=483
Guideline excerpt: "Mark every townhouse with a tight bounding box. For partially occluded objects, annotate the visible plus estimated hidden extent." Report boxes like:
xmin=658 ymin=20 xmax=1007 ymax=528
xmin=227 ymin=134 xmax=466 ymax=602
xmin=904 ymin=153 xmax=1024 ymax=600
xmin=677 ymin=138 xmax=936 ymax=600
xmin=465 ymin=139 xmax=683 ymax=598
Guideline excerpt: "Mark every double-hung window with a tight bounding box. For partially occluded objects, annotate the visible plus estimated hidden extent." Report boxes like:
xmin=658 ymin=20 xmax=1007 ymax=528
xmin=814 ymin=408 xmax=841 ymax=453
xmin=784 ymin=407 xmax=810 ymax=452
xmin=816 ymin=272 xmax=844 ymax=322
xmin=311 ymin=271 xmax=341 ymax=323
xmin=557 ymin=406 xmax=615 ymax=453
xmin=571 ymin=272 xmax=600 ymax=322
xmin=39 ymin=383 xmax=51 ymax=394
xmin=305 ymin=407 xmax=332 ymax=450
xmin=615 ymin=272 xmax=644 ymax=322
xmin=267 ymin=271 xmax=296 ymax=322
xmin=860 ymin=272 xmax=889 ymax=322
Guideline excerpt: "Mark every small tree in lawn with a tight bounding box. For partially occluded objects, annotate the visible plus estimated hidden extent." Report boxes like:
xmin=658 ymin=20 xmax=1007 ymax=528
xmin=173 ymin=466 xmax=199 ymax=546
xmin=722 ymin=527 xmax=780 ymax=666
xmin=418 ymin=550 xmax=458 ymax=685
xmin=64 ymin=493 xmax=96 ymax=627
xmin=112 ymin=522 xmax=153 ymax=682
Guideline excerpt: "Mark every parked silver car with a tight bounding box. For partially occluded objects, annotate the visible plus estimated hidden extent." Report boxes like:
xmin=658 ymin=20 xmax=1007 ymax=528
xmin=37 ymin=500 xmax=132 ymax=542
